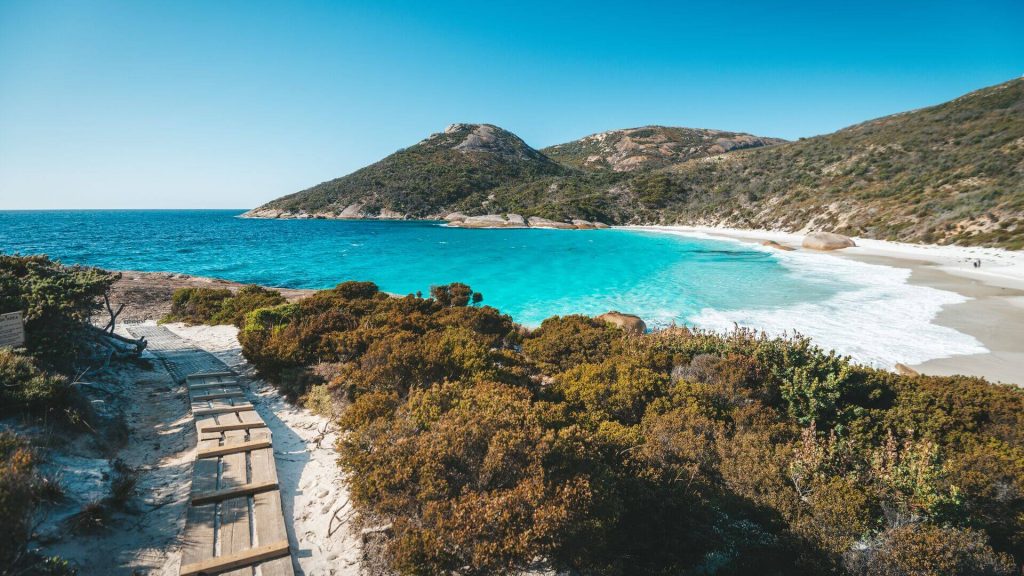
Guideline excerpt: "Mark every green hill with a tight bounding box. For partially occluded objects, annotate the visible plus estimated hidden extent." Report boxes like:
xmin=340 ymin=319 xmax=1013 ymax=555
xmin=244 ymin=123 xmax=572 ymax=219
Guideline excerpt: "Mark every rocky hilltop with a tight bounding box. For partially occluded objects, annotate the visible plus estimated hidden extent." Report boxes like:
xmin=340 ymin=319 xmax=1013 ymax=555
xmin=244 ymin=123 xmax=570 ymax=220
xmin=541 ymin=126 xmax=785 ymax=172
xmin=245 ymin=78 xmax=1024 ymax=247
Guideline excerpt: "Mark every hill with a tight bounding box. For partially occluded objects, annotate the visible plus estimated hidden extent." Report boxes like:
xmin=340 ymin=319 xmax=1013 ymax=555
xmin=247 ymin=78 xmax=1024 ymax=248
xmin=244 ymin=123 xmax=571 ymax=219
xmin=616 ymin=78 xmax=1024 ymax=248
xmin=541 ymin=126 xmax=785 ymax=172
xmin=483 ymin=78 xmax=1024 ymax=248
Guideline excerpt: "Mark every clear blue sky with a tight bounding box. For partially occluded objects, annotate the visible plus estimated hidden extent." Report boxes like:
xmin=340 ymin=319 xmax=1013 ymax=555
xmin=1 ymin=0 xmax=1021 ymax=209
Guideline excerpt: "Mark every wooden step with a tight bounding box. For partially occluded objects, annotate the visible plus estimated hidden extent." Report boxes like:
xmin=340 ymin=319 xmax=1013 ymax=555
xmin=199 ymin=420 xmax=267 ymax=434
xmin=186 ymin=371 xmax=236 ymax=381
xmin=191 ymin=480 xmax=279 ymax=506
xmin=178 ymin=540 xmax=290 ymax=576
xmin=193 ymin=404 xmax=254 ymax=417
xmin=191 ymin=390 xmax=245 ymax=402
xmin=196 ymin=438 xmax=272 ymax=459
xmin=188 ymin=380 xmax=240 ymax=390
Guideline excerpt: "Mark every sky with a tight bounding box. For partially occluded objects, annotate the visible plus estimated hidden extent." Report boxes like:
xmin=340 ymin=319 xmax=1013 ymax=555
xmin=0 ymin=1 xmax=1021 ymax=210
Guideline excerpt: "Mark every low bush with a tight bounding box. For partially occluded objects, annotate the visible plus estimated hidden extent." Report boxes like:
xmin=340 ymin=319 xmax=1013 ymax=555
xmin=234 ymin=282 xmax=1024 ymax=575
xmin=0 ymin=254 xmax=116 ymax=372
xmin=163 ymin=285 xmax=285 ymax=327
xmin=0 ymin=431 xmax=68 ymax=575
xmin=0 ymin=348 xmax=73 ymax=418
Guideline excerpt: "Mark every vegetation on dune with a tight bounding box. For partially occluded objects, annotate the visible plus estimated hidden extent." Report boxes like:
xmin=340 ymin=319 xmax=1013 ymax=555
xmin=216 ymin=283 xmax=1024 ymax=575
xmin=0 ymin=254 xmax=118 ymax=372
xmin=0 ymin=255 xmax=127 ymax=575
xmin=163 ymin=284 xmax=286 ymax=327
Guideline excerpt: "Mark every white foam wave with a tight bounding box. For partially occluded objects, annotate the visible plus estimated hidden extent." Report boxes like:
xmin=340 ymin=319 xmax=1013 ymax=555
xmin=638 ymin=228 xmax=987 ymax=369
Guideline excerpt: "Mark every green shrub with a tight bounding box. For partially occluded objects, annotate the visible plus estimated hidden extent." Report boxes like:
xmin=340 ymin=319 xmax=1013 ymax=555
xmin=0 ymin=431 xmax=67 ymax=574
xmin=234 ymin=283 xmax=1024 ymax=575
xmin=0 ymin=348 xmax=73 ymax=417
xmin=163 ymin=285 xmax=286 ymax=327
xmin=0 ymin=254 xmax=116 ymax=372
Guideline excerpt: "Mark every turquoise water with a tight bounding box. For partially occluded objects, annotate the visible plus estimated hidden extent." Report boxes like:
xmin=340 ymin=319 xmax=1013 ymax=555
xmin=0 ymin=209 xmax=843 ymax=327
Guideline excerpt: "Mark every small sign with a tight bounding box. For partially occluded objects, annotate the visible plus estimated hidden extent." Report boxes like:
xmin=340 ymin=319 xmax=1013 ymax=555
xmin=0 ymin=311 xmax=25 ymax=348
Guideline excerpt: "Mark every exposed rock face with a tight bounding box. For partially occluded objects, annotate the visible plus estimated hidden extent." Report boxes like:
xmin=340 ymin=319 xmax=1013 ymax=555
xmin=507 ymin=213 xmax=526 ymax=226
xmin=527 ymin=217 xmax=576 ymax=229
xmin=596 ymin=311 xmax=647 ymax=334
xmin=449 ymin=214 xmax=528 ymax=228
xmin=542 ymin=126 xmax=786 ymax=172
xmin=377 ymin=208 xmax=405 ymax=219
xmin=444 ymin=212 xmax=467 ymax=222
xmin=761 ymin=240 xmax=796 ymax=251
xmin=802 ymin=232 xmax=857 ymax=251
xmin=339 ymin=203 xmax=366 ymax=218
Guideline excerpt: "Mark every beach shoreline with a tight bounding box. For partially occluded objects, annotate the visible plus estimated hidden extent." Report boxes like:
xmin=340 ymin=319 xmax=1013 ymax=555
xmin=627 ymin=225 xmax=1024 ymax=386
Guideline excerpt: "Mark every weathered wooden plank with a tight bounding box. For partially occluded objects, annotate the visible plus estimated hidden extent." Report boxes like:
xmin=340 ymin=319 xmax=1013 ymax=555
xmin=197 ymin=438 xmax=271 ymax=459
xmin=199 ymin=420 xmax=266 ymax=434
xmin=180 ymin=416 xmax=220 ymax=569
xmin=191 ymin=480 xmax=279 ymax=506
xmin=249 ymin=428 xmax=292 ymax=575
xmin=253 ymin=491 xmax=294 ymax=576
xmin=191 ymin=390 xmax=245 ymax=402
xmin=186 ymin=370 xmax=236 ymax=382
xmin=219 ymin=426 xmax=252 ymax=576
xmin=193 ymin=404 xmax=255 ymax=417
xmin=178 ymin=540 xmax=290 ymax=576
xmin=188 ymin=379 xmax=240 ymax=390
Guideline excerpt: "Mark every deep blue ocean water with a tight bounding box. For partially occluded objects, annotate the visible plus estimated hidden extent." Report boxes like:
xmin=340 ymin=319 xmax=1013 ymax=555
xmin=0 ymin=209 xmax=841 ymax=326
xmin=0 ymin=210 xmax=986 ymax=367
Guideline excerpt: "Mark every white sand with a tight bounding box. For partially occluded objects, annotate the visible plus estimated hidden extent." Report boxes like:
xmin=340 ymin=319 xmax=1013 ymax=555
xmin=630 ymin=225 xmax=1024 ymax=290
xmin=163 ymin=322 xmax=363 ymax=576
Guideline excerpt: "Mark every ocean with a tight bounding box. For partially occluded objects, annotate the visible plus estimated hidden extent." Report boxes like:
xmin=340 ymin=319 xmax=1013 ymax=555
xmin=0 ymin=209 xmax=984 ymax=368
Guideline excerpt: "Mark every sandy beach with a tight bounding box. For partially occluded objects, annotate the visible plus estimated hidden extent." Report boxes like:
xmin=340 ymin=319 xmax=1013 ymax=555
xmin=629 ymin=225 xmax=1024 ymax=386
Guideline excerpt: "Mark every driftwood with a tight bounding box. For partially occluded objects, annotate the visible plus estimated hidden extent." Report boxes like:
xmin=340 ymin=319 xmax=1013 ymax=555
xmin=86 ymin=324 xmax=147 ymax=357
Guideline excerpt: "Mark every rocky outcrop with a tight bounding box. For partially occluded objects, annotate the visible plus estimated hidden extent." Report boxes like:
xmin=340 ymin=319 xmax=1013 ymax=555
xmin=527 ymin=217 xmax=576 ymax=229
xmin=802 ymin=232 xmax=856 ymax=251
xmin=449 ymin=214 xmax=527 ymax=228
xmin=596 ymin=311 xmax=647 ymax=334
xmin=444 ymin=212 xmax=467 ymax=222
xmin=761 ymin=240 xmax=796 ymax=251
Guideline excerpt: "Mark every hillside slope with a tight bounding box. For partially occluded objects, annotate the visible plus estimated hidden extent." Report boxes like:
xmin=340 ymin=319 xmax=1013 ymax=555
xmin=483 ymin=78 xmax=1024 ymax=248
xmin=541 ymin=126 xmax=785 ymax=172
xmin=245 ymin=123 xmax=571 ymax=219
xmin=630 ymin=78 xmax=1024 ymax=247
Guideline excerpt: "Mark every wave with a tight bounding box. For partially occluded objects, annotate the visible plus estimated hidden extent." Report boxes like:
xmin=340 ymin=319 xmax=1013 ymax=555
xmin=638 ymin=228 xmax=987 ymax=369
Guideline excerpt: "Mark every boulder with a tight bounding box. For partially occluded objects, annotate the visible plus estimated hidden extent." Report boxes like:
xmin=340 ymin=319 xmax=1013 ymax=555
xmin=572 ymin=219 xmax=597 ymax=229
xmin=507 ymin=213 xmax=526 ymax=226
xmin=596 ymin=311 xmax=647 ymax=335
xmin=444 ymin=212 xmax=467 ymax=222
xmin=527 ymin=217 xmax=576 ymax=229
xmin=802 ymin=232 xmax=856 ymax=251
xmin=593 ymin=222 xmax=611 ymax=229
xmin=761 ymin=240 xmax=795 ymax=251
xmin=450 ymin=214 xmax=527 ymax=228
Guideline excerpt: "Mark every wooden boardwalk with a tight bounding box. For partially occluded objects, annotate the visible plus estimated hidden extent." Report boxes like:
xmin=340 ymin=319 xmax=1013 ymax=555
xmin=126 ymin=325 xmax=294 ymax=576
